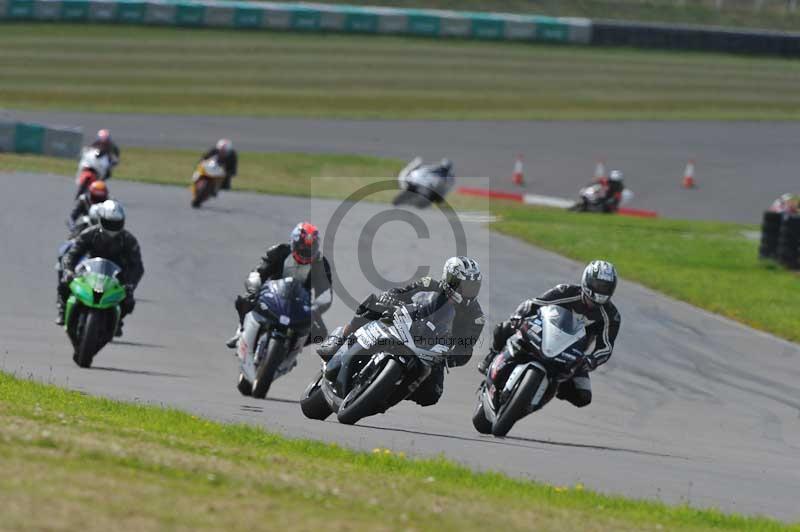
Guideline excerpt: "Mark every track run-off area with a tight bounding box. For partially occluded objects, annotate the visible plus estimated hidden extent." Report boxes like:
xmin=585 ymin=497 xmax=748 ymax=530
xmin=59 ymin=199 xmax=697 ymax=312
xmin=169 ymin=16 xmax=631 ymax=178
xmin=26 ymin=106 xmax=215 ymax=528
xmin=2 ymin=172 xmax=799 ymax=520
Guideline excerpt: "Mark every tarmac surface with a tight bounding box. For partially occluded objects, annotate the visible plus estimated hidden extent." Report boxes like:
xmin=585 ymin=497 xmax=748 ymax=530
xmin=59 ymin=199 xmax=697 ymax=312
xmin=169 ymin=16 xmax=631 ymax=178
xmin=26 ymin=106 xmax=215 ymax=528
xmin=8 ymin=110 xmax=800 ymax=223
xmin=3 ymin=172 xmax=799 ymax=520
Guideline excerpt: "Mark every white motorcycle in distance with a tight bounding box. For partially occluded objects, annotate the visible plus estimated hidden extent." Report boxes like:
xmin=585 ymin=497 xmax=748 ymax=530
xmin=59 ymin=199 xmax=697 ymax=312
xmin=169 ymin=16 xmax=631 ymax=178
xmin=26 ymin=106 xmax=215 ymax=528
xmin=74 ymin=147 xmax=111 ymax=199
xmin=570 ymin=182 xmax=634 ymax=214
xmin=393 ymin=157 xmax=455 ymax=208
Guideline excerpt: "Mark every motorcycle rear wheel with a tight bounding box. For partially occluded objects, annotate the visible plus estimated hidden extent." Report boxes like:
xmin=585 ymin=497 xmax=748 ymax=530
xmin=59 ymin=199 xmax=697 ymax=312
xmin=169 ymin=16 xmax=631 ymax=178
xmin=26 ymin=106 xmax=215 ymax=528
xmin=472 ymin=396 xmax=492 ymax=435
xmin=337 ymin=359 xmax=403 ymax=425
xmin=492 ymin=368 xmax=545 ymax=437
xmin=300 ymin=373 xmax=332 ymax=421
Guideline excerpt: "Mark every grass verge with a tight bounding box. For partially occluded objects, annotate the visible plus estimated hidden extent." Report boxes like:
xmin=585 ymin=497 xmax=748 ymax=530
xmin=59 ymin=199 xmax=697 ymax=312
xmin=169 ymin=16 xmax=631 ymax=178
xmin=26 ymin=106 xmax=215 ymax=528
xmin=1 ymin=370 xmax=796 ymax=531
xmin=2 ymin=24 xmax=800 ymax=120
xmin=3 ymin=148 xmax=798 ymax=342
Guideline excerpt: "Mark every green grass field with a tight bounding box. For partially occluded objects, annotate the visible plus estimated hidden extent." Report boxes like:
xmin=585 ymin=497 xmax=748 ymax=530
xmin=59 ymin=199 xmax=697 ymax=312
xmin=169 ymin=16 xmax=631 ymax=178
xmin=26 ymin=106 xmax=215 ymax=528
xmin=312 ymin=0 xmax=800 ymax=31
xmin=1 ymin=371 xmax=796 ymax=531
xmin=3 ymin=148 xmax=797 ymax=342
xmin=3 ymin=24 xmax=800 ymax=120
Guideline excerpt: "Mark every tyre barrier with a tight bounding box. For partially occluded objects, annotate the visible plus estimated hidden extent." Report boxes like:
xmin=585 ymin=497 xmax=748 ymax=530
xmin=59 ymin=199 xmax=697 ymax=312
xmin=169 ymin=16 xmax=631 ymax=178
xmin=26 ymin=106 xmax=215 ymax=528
xmin=0 ymin=120 xmax=82 ymax=158
xmin=777 ymin=215 xmax=800 ymax=270
xmin=758 ymin=211 xmax=782 ymax=260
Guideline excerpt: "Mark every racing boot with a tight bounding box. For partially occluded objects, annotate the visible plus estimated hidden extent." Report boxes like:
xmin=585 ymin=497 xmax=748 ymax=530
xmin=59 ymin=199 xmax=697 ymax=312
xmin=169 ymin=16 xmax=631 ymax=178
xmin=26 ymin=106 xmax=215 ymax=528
xmin=316 ymin=326 xmax=345 ymax=362
xmin=476 ymin=349 xmax=499 ymax=375
xmin=115 ymin=320 xmax=124 ymax=338
xmin=55 ymin=294 xmax=66 ymax=326
xmin=225 ymin=326 xmax=242 ymax=349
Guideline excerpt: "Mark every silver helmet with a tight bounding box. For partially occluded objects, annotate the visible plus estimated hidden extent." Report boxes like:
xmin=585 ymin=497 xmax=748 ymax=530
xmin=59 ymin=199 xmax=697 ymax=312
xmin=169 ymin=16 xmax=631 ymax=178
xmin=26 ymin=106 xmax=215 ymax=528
xmin=581 ymin=260 xmax=617 ymax=305
xmin=98 ymin=199 xmax=125 ymax=236
xmin=442 ymin=256 xmax=481 ymax=304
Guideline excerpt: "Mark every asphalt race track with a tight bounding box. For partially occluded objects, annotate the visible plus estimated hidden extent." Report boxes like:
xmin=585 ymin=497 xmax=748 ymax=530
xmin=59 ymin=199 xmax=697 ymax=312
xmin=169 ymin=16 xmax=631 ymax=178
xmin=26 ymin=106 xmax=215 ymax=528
xmin=2 ymin=172 xmax=799 ymax=520
xmin=8 ymin=110 xmax=800 ymax=223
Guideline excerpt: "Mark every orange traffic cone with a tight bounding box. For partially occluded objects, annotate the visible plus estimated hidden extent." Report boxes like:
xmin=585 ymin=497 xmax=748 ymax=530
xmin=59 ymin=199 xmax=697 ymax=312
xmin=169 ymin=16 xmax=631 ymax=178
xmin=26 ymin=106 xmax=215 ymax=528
xmin=594 ymin=159 xmax=607 ymax=182
xmin=682 ymin=160 xmax=696 ymax=188
xmin=512 ymin=155 xmax=525 ymax=186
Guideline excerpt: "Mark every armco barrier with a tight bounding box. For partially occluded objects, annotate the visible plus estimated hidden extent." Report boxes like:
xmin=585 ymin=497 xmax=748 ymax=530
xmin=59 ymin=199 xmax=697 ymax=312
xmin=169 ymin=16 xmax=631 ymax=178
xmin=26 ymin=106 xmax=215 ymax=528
xmin=0 ymin=0 xmax=592 ymax=44
xmin=0 ymin=121 xmax=82 ymax=158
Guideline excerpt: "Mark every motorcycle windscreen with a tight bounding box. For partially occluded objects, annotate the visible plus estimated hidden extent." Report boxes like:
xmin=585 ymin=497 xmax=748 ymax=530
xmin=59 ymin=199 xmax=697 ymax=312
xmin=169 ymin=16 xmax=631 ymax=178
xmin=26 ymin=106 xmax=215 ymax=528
xmin=539 ymin=305 xmax=586 ymax=358
xmin=258 ymin=278 xmax=312 ymax=326
xmin=75 ymin=257 xmax=122 ymax=279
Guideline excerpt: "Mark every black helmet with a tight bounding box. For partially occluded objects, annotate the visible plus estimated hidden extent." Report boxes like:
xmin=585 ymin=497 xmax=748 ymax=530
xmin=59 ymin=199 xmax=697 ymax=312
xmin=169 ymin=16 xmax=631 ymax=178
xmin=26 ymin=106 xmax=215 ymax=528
xmin=581 ymin=260 xmax=617 ymax=305
xmin=441 ymin=256 xmax=481 ymax=304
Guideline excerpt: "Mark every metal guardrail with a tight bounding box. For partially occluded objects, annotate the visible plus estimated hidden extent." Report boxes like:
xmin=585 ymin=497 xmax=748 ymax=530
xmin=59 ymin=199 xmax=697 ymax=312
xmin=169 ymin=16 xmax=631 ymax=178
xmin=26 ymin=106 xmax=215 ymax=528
xmin=0 ymin=121 xmax=83 ymax=158
xmin=0 ymin=0 xmax=592 ymax=44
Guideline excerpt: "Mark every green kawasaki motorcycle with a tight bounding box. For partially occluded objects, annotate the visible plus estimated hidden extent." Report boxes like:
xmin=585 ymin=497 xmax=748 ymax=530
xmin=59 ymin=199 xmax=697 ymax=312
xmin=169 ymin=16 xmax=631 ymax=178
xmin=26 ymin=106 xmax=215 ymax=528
xmin=64 ymin=258 xmax=127 ymax=368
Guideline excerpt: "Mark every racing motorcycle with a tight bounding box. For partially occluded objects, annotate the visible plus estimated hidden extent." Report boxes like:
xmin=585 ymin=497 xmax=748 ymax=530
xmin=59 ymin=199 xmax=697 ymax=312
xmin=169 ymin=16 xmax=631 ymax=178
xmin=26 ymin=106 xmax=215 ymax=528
xmin=235 ymin=277 xmax=313 ymax=399
xmin=300 ymin=297 xmax=450 ymax=425
xmin=570 ymin=182 xmax=634 ymax=213
xmin=393 ymin=157 xmax=454 ymax=208
xmin=472 ymin=305 xmax=589 ymax=437
xmin=190 ymin=157 xmax=226 ymax=208
xmin=64 ymin=258 xmax=127 ymax=368
xmin=75 ymin=147 xmax=111 ymax=199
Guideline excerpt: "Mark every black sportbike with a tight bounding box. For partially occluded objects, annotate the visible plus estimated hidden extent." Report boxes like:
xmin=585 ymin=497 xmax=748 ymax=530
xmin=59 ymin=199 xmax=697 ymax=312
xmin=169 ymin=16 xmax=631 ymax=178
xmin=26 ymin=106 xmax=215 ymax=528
xmin=473 ymin=305 xmax=590 ymax=437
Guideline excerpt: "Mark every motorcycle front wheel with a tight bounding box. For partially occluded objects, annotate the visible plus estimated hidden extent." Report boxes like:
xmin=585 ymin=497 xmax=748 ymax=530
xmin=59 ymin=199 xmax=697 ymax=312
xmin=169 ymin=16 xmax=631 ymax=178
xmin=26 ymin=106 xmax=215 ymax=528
xmin=251 ymin=337 xmax=287 ymax=399
xmin=337 ymin=359 xmax=403 ymax=425
xmin=74 ymin=309 xmax=102 ymax=368
xmin=492 ymin=368 xmax=545 ymax=437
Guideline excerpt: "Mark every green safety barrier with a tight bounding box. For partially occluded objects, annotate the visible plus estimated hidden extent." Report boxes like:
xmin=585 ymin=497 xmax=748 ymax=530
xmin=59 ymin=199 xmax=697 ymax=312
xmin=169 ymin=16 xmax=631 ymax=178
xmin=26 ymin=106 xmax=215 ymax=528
xmin=0 ymin=121 xmax=83 ymax=158
xmin=0 ymin=0 xmax=592 ymax=44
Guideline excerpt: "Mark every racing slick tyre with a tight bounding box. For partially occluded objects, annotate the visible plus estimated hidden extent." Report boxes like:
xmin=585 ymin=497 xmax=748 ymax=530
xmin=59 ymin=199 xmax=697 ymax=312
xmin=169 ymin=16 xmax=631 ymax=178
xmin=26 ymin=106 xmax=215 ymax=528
xmin=337 ymin=359 xmax=403 ymax=426
xmin=251 ymin=338 xmax=287 ymax=399
xmin=236 ymin=373 xmax=253 ymax=397
xmin=74 ymin=310 xmax=101 ymax=368
xmin=759 ymin=211 xmax=782 ymax=259
xmin=472 ymin=397 xmax=492 ymax=435
xmin=777 ymin=216 xmax=800 ymax=269
xmin=492 ymin=368 xmax=545 ymax=437
xmin=300 ymin=373 xmax=332 ymax=421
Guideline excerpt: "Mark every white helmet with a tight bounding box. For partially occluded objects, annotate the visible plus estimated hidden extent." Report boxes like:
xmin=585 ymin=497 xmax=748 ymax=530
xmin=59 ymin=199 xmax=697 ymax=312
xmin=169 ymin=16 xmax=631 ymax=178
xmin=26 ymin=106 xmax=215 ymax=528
xmin=441 ymin=256 xmax=481 ymax=304
xmin=609 ymin=170 xmax=624 ymax=182
xmin=98 ymin=199 xmax=125 ymax=236
xmin=216 ymin=138 xmax=233 ymax=154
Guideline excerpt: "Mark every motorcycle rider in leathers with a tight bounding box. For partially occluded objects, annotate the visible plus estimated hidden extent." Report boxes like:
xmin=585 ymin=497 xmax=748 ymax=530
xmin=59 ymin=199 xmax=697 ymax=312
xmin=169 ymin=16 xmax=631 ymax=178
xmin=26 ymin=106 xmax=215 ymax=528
xmin=318 ymin=256 xmax=485 ymax=407
xmin=477 ymin=260 xmax=621 ymax=408
xmin=201 ymin=139 xmax=238 ymax=191
xmin=58 ymin=200 xmax=144 ymax=335
xmin=90 ymin=129 xmax=121 ymax=179
xmin=226 ymin=222 xmax=332 ymax=349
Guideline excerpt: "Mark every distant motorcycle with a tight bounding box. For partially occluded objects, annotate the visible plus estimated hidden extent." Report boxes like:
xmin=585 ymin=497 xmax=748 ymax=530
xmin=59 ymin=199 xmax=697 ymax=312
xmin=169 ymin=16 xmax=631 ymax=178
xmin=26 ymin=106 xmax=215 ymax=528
xmin=190 ymin=157 xmax=226 ymax=208
xmin=570 ymin=182 xmax=633 ymax=213
xmin=472 ymin=305 xmax=589 ymax=437
xmin=300 ymin=295 xmax=450 ymax=425
xmin=75 ymin=147 xmax=111 ymax=199
xmin=235 ymin=278 xmax=313 ymax=399
xmin=393 ymin=157 xmax=454 ymax=208
xmin=64 ymin=258 xmax=128 ymax=368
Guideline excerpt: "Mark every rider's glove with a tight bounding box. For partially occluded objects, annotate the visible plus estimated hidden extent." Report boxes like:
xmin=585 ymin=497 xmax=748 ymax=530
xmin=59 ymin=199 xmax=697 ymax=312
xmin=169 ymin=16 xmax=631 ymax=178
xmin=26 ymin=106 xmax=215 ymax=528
xmin=379 ymin=308 xmax=396 ymax=324
xmin=63 ymin=271 xmax=75 ymax=284
xmin=583 ymin=355 xmax=598 ymax=371
xmin=124 ymin=284 xmax=135 ymax=296
xmin=378 ymin=292 xmax=401 ymax=308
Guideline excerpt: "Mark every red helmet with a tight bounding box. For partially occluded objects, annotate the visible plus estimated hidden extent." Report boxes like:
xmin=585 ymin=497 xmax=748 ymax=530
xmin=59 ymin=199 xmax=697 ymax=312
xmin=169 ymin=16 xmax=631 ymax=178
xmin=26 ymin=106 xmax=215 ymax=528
xmin=88 ymin=181 xmax=109 ymax=203
xmin=290 ymin=222 xmax=320 ymax=265
xmin=97 ymin=129 xmax=111 ymax=142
